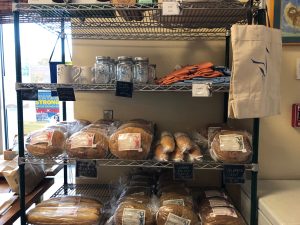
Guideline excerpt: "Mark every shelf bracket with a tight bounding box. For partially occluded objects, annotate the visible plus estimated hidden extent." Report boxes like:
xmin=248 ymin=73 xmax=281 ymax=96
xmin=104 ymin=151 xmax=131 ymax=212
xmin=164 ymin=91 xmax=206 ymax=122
xmin=251 ymin=163 xmax=259 ymax=172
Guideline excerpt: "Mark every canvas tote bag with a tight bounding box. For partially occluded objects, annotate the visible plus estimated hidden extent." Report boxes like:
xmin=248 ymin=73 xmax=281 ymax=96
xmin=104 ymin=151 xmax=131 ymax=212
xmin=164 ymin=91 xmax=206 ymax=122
xmin=228 ymin=24 xmax=282 ymax=119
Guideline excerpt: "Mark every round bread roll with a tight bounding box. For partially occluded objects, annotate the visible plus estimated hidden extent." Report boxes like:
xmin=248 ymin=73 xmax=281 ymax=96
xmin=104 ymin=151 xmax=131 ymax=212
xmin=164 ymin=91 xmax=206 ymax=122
xmin=156 ymin=205 xmax=199 ymax=225
xmin=66 ymin=130 xmax=108 ymax=159
xmin=210 ymin=130 xmax=252 ymax=163
xmin=174 ymin=132 xmax=193 ymax=153
xmin=199 ymin=205 xmax=246 ymax=225
xmin=26 ymin=129 xmax=65 ymax=157
xmin=154 ymin=144 xmax=169 ymax=162
xmin=114 ymin=201 xmax=154 ymax=225
xmin=109 ymin=122 xmax=153 ymax=160
xmin=27 ymin=196 xmax=102 ymax=225
xmin=170 ymin=146 xmax=184 ymax=162
xmin=160 ymin=131 xmax=175 ymax=153
xmin=160 ymin=192 xmax=193 ymax=209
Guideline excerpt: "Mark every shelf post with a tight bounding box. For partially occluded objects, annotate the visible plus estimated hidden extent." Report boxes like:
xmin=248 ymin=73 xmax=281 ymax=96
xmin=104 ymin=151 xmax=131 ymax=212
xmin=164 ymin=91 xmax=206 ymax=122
xmin=223 ymin=29 xmax=230 ymax=124
xmin=13 ymin=1 xmax=26 ymax=225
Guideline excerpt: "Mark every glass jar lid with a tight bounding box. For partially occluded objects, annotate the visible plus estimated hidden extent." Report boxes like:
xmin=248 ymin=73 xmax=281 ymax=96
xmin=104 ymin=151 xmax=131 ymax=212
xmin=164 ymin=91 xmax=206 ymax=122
xmin=96 ymin=56 xmax=111 ymax=61
xmin=118 ymin=56 xmax=133 ymax=61
xmin=134 ymin=57 xmax=149 ymax=62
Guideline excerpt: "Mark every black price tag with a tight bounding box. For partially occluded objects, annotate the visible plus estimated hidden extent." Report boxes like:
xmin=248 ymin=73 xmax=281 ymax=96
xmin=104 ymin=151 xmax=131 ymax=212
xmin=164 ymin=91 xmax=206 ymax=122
xmin=76 ymin=160 xmax=97 ymax=178
xmin=21 ymin=90 xmax=38 ymax=101
xmin=173 ymin=163 xmax=194 ymax=180
xmin=115 ymin=81 xmax=133 ymax=98
xmin=57 ymin=88 xmax=76 ymax=101
xmin=223 ymin=165 xmax=245 ymax=184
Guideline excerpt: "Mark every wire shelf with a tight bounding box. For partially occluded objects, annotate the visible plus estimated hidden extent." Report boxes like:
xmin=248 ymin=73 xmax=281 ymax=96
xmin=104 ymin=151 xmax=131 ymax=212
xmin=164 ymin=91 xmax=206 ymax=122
xmin=13 ymin=1 xmax=260 ymax=40
xmin=20 ymin=153 xmax=255 ymax=171
xmin=16 ymin=82 xmax=229 ymax=92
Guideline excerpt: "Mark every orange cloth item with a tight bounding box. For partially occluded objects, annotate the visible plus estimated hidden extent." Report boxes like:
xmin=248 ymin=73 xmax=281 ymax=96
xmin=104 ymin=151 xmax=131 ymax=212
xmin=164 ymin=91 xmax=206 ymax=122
xmin=156 ymin=62 xmax=223 ymax=85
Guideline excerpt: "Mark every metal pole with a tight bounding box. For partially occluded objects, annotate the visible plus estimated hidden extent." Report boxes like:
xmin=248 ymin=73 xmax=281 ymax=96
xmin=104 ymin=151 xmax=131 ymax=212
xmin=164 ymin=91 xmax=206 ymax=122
xmin=223 ymin=29 xmax=230 ymax=123
xmin=13 ymin=1 xmax=26 ymax=225
xmin=60 ymin=19 xmax=68 ymax=191
xmin=251 ymin=118 xmax=259 ymax=225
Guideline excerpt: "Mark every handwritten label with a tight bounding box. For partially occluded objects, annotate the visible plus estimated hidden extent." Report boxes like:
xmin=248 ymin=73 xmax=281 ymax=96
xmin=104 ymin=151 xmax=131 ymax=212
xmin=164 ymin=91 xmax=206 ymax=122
xmin=162 ymin=1 xmax=180 ymax=16
xmin=192 ymin=83 xmax=211 ymax=97
xmin=223 ymin=165 xmax=245 ymax=184
xmin=173 ymin=163 xmax=193 ymax=180
xmin=57 ymin=88 xmax=76 ymax=101
xmin=116 ymin=81 xmax=133 ymax=98
xmin=76 ymin=160 xmax=97 ymax=178
xmin=122 ymin=208 xmax=145 ymax=225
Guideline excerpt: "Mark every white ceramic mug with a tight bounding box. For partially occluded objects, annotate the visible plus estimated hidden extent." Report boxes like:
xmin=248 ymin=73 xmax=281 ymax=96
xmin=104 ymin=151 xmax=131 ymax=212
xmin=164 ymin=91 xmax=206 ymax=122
xmin=57 ymin=65 xmax=81 ymax=84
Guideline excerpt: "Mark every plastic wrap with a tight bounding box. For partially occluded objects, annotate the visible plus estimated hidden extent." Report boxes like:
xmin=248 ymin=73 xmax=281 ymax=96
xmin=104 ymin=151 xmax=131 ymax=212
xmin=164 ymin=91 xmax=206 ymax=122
xmin=210 ymin=130 xmax=252 ymax=163
xmin=56 ymin=119 xmax=91 ymax=137
xmin=27 ymin=196 xmax=102 ymax=225
xmin=26 ymin=128 xmax=65 ymax=157
xmin=170 ymin=146 xmax=184 ymax=162
xmin=174 ymin=132 xmax=193 ymax=153
xmin=154 ymin=144 xmax=169 ymax=162
xmin=113 ymin=201 xmax=154 ymax=225
xmin=187 ymin=143 xmax=203 ymax=162
xmin=66 ymin=130 xmax=108 ymax=159
xmin=109 ymin=120 xmax=154 ymax=160
xmin=160 ymin=131 xmax=175 ymax=153
xmin=190 ymin=130 xmax=208 ymax=152
xmin=156 ymin=205 xmax=200 ymax=225
xmin=197 ymin=189 xmax=228 ymax=203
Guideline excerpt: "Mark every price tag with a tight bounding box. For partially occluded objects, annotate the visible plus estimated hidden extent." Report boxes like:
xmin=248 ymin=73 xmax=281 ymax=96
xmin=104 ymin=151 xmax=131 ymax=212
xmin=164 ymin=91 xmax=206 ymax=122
xmin=21 ymin=90 xmax=38 ymax=100
xmin=192 ymin=83 xmax=211 ymax=97
xmin=116 ymin=81 xmax=133 ymax=98
xmin=223 ymin=165 xmax=245 ymax=184
xmin=173 ymin=163 xmax=193 ymax=180
xmin=57 ymin=88 xmax=76 ymax=101
xmin=76 ymin=160 xmax=97 ymax=179
xmin=162 ymin=1 xmax=180 ymax=16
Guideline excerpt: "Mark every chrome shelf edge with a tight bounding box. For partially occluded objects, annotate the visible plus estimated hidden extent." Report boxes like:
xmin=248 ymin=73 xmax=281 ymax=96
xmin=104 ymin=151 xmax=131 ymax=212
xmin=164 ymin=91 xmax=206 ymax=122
xmin=16 ymin=82 xmax=229 ymax=92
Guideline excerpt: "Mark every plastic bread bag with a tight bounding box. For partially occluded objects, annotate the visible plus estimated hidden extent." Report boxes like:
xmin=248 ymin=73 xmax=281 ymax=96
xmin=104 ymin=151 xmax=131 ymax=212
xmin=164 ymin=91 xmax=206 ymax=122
xmin=197 ymin=189 xmax=229 ymax=203
xmin=113 ymin=200 xmax=155 ymax=225
xmin=25 ymin=128 xmax=65 ymax=158
xmin=27 ymin=196 xmax=102 ymax=225
xmin=210 ymin=130 xmax=253 ymax=163
xmin=66 ymin=130 xmax=108 ymax=159
xmin=187 ymin=142 xmax=203 ymax=162
xmin=170 ymin=146 xmax=185 ymax=162
xmin=3 ymin=160 xmax=45 ymax=195
xmin=174 ymin=132 xmax=193 ymax=153
xmin=160 ymin=192 xmax=194 ymax=209
xmin=160 ymin=131 xmax=175 ymax=153
xmin=190 ymin=130 xmax=208 ymax=152
xmin=199 ymin=205 xmax=246 ymax=225
xmin=156 ymin=204 xmax=200 ymax=225
xmin=154 ymin=144 xmax=169 ymax=162
xmin=57 ymin=119 xmax=91 ymax=137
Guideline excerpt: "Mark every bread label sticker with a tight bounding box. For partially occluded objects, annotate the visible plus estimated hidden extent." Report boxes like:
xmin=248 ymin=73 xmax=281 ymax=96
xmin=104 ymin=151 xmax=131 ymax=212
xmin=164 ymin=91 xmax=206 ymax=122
xmin=30 ymin=130 xmax=54 ymax=146
xmin=162 ymin=1 xmax=180 ymax=16
xmin=219 ymin=134 xmax=246 ymax=152
xmin=209 ymin=199 xmax=231 ymax=207
xmin=205 ymin=190 xmax=226 ymax=198
xmin=122 ymin=208 xmax=145 ymax=225
xmin=118 ymin=133 xmax=142 ymax=151
xmin=166 ymin=213 xmax=191 ymax=225
xmin=70 ymin=132 xmax=96 ymax=149
xmin=163 ymin=199 xmax=185 ymax=206
xmin=192 ymin=83 xmax=211 ymax=97
xmin=211 ymin=207 xmax=238 ymax=218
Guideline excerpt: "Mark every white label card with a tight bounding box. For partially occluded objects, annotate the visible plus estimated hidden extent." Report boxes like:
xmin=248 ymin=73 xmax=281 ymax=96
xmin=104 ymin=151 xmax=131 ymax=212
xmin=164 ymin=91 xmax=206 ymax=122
xmin=162 ymin=1 xmax=180 ymax=16
xmin=163 ymin=199 xmax=184 ymax=206
xmin=211 ymin=207 xmax=238 ymax=218
xmin=165 ymin=213 xmax=191 ymax=225
xmin=209 ymin=199 xmax=231 ymax=207
xmin=70 ymin=132 xmax=96 ymax=149
xmin=192 ymin=83 xmax=211 ymax=97
xmin=122 ymin=208 xmax=145 ymax=225
xmin=30 ymin=130 xmax=54 ymax=146
xmin=205 ymin=190 xmax=226 ymax=198
xmin=118 ymin=133 xmax=142 ymax=151
xmin=219 ymin=134 xmax=246 ymax=152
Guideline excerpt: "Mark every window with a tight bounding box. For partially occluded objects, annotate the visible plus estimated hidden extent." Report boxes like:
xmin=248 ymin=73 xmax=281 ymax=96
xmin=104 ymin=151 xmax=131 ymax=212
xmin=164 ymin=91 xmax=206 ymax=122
xmin=1 ymin=23 xmax=73 ymax=150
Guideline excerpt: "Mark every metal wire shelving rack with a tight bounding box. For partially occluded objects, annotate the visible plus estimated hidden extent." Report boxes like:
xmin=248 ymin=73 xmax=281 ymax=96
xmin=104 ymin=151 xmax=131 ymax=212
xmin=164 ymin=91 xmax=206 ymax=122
xmin=12 ymin=1 xmax=263 ymax=225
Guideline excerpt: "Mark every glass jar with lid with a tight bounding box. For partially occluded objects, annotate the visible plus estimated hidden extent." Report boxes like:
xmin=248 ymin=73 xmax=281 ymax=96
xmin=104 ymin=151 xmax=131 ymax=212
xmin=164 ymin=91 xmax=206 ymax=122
xmin=134 ymin=57 xmax=149 ymax=84
xmin=110 ymin=58 xmax=117 ymax=84
xmin=94 ymin=56 xmax=111 ymax=84
xmin=117 ymin=56 xmax=134 ymax=82
xmin=148 ymin=64 xmax=156 ymax=84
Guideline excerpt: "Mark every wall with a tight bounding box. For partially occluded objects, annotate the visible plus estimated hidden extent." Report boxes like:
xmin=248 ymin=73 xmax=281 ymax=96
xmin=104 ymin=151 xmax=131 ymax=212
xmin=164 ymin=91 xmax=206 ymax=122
xmin=73 ymin=40 xmax=300 ymax=181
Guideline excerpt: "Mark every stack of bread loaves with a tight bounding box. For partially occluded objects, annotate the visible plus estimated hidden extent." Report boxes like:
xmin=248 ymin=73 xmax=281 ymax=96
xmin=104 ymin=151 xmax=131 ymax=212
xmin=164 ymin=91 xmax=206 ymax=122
xmin=26 ymin=196 xmax=102 ymax=225
xmin=154 ymin=131 xmax=203 ymax=163
xmin=109 ymin=119 xmax=154 ymax=160
xmin=198 ymin=189 xmax=246 ymax=225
